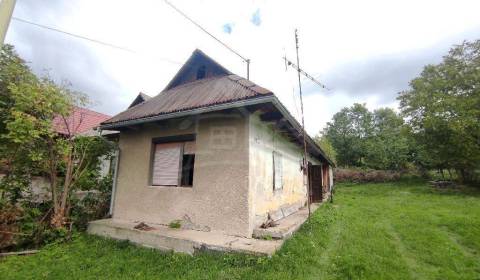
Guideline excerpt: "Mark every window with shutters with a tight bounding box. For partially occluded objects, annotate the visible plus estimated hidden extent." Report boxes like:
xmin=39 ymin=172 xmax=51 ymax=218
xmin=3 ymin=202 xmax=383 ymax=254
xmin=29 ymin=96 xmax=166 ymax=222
xmin=273 ymin=151 xmax=283 ymax=190
xmin=150 ymin=136 xmax=195 ymax=187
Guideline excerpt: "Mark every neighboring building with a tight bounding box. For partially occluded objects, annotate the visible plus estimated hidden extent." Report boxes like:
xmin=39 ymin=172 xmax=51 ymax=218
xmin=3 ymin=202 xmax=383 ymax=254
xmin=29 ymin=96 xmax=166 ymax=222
xmin=99 ymin=49 xmax=334 ymax=238
xmin=52 ymin=106 xmax=112 ymax=136
xmin=29 ymin=107 xmax=114 ymax=201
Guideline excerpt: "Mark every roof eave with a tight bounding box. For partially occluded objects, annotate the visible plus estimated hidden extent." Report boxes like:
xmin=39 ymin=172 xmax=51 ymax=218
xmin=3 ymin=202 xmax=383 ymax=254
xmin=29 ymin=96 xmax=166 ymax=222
xmin=99 ymin=95 xmax=275 ymax=130
xmin=270 ymin=97 xmax=336 ymax=167
xmin=100 ymin=95 xmax=334 ymax=166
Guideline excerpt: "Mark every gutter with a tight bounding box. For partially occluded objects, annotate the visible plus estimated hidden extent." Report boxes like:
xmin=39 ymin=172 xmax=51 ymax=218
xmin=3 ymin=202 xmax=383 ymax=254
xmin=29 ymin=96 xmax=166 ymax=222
xmin=270 ymin=97 xmax=336 ymax=166
xmin=100 ymin=95 xmax=335 ymax=166
xmin=109 ymin=148 xmax=120 ymax=216
xmin=100 ymin=95 xmax=275 ymax=130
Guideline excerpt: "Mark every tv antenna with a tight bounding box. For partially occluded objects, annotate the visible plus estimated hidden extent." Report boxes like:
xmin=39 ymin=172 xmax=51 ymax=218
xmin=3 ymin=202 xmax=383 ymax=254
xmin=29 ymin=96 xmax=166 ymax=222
xmin=284 ymin=29 xmax=329 ymax=219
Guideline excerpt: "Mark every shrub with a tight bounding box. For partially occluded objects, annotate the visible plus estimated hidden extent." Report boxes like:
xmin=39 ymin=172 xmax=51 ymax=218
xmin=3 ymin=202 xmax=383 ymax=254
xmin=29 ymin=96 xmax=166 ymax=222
xmin=335 ymin=168 xmax=402 ymax=183
xmin=169 ymin=220 xmax=182 ymax=229
xmin=0 ymin=202 xmax=22 ymax=251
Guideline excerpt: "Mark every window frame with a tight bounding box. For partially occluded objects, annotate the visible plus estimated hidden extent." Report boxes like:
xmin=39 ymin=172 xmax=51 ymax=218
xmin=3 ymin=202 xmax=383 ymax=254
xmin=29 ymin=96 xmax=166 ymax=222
xmin=273 ymin=151 xmax=283 ymax=191
xmin=149 ymin=134 xmax=196 ymax=188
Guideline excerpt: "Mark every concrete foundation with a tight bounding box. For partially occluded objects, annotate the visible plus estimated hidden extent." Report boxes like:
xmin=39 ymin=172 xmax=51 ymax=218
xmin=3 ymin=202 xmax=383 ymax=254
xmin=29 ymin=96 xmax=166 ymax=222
xmin=88 ymin=203 xmax=320 ymax=256
xmin=88 ymin=219 xmax=282 ymax=256
xmin=253 ymin=204 xmax=319 ymax=240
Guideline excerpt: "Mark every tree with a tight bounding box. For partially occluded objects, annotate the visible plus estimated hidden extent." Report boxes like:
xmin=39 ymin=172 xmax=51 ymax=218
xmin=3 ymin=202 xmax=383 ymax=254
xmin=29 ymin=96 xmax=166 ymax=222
xmin=0 ymin=45 xmax=48 ymax=202
xmin=322 ymin=103 xmax=410 ymax=170
xmin=365 ymin=108 xmax=409 ymax=170
xmin=0 ymin=44 xmax=115 ymax=228
xmin=398 ymin=40 xmax=480 ymax=182
xmin=322 ymin=103 xmax=373 ymax=167
xmin=314 ymin=134 xmax=337 ymax=165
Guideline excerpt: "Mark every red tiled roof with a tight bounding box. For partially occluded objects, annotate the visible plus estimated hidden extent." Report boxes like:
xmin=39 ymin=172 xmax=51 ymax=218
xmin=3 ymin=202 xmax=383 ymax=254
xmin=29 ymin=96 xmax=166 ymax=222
xmin=53 ymin=106 xmax=111 ymax=135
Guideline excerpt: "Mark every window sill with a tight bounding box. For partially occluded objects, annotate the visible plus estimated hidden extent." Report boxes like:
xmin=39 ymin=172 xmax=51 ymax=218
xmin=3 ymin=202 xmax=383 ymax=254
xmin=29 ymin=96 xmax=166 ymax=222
xmin=147 ymin=185 xmax=193 ymax=189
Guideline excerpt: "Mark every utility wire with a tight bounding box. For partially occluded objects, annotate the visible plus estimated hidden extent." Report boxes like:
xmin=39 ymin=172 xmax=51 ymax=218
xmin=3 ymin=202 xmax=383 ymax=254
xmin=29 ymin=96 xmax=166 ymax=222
xmin=163 ymin=0 xmax=247 ymax=62
xmin=11 ymin=16 xmax=181 ymax=65
xmin=163 ymin=0 xmax=250 ymax=78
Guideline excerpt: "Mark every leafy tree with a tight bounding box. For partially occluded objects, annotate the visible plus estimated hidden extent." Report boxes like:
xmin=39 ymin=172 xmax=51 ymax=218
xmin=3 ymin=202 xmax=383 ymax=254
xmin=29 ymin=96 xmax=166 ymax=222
xmin=314 ymin=135 xmax=337 ymax=165
xmin=365 ymin=108 xmax=409 ymax=170
xmin=322 ymin=104 xmax=410 ymax=170
xmin=0 ymin=44 xmax=115 ymax=229
xmin=322 ymin=103 xmax=373 ymax=167
xmin=0 ymin=45 xmax=46 ymax=202
xmin=398 ymin=40 xmax=480 ymax=182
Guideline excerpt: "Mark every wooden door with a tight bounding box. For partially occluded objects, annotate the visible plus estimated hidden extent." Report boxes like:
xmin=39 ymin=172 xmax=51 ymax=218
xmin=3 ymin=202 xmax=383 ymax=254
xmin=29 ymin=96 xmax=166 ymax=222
xmin=309 ymin=164 xmax=323 ymax=202
xmin=322 ymin=164 xmax=330 ymax=194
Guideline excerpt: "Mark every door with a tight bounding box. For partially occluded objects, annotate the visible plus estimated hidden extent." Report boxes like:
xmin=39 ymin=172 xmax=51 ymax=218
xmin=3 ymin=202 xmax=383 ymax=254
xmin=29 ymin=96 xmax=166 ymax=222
xmin=308 ymin=164 xmax=323 ymax=202
xmin=322 ymin=164 xmax=330 ymax=194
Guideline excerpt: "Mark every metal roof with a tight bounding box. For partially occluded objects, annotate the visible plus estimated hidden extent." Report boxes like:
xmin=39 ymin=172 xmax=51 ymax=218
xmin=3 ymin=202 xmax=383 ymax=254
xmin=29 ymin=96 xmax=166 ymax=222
xmin=100 ymin=49 xmax=334 ymax=165
xmin=103 ymin=74 xmax=272 ymax=126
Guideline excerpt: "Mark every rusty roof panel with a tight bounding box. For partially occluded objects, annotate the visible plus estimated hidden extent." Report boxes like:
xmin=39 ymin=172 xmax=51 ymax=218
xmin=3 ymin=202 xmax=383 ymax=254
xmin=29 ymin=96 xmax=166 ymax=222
xmin=103 ymin=75 xmax=273 ymax=125
xmin=250 ymin=86 xmax=271 ymax=95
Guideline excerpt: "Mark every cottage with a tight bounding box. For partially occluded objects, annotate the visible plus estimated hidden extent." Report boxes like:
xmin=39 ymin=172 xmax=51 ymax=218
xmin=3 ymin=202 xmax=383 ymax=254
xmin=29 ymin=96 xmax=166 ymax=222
xmin=90 ymin=50 xmax=334 ymax=254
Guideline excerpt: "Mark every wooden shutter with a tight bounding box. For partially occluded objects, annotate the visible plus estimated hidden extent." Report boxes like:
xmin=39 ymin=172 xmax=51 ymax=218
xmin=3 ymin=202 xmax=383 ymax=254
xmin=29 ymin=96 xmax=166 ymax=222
xmin=152 ymin=142 xmax=182 ymax=186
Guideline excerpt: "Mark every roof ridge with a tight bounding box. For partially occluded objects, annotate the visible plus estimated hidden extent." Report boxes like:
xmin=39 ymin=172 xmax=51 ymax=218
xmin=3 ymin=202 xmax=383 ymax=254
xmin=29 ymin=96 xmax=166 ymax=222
xmin=73 ymin=106 xmax=111 ymax=118
xmin=160 ymin=75 xmax=225 ymax=93
xmin=227 ymin=74 xmax=272 ymax=96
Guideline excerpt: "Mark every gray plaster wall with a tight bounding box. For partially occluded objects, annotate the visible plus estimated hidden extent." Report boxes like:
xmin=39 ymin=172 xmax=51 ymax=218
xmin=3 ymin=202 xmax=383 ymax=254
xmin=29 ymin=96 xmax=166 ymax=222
xmin=248 ymin=113 xmax=320 ymax=228
xmin=112 ymin=111 xmax=251 ymax=237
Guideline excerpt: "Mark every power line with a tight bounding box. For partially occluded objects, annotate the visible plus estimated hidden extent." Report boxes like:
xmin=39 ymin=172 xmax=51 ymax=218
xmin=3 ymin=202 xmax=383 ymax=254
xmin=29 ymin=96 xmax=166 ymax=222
xmin=163 ymin=0 xmax=251 ymax=79
xmin=11 ymin=16 xmax=181 ymax=65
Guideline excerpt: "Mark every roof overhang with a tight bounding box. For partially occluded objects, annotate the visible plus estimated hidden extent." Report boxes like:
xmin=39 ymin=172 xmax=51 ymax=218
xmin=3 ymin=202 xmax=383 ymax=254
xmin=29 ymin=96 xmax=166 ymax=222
xmin=100 ymin=96 xmax=335 ymax=166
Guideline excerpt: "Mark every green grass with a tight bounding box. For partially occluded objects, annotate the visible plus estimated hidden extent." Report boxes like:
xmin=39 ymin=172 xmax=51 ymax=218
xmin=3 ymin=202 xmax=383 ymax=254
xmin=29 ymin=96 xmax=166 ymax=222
xmin=1 ymin=180 xmax=479 ymax=279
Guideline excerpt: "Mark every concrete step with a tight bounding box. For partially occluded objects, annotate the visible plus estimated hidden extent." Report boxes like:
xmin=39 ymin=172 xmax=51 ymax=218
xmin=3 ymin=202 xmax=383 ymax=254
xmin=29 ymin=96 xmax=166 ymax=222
xmin=253 ymin=203 xmax=319 ymax=240
xmin=88 ymin=219 xmax=282 ymax=256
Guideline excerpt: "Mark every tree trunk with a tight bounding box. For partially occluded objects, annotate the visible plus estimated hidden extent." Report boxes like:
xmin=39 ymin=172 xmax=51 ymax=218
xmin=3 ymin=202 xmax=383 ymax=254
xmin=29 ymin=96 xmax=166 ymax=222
xmin=50 ymin=208 xmax=66 ymax=228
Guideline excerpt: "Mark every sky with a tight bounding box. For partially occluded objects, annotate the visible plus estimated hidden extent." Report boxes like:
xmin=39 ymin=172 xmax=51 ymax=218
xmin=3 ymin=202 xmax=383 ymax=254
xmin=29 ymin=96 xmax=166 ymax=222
xmin=5 ymin=0 xmax=480 ymax=135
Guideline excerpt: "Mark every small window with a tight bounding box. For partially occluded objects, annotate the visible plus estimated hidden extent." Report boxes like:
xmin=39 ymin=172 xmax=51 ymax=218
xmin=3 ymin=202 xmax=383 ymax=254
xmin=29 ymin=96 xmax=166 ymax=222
xmin=181 ymin=154 xmax=195 ymax=186
xmin=151 ymin=138 xmax=195 ymax=187
xmin=196 ymin=65 xmax=206 ymax=79
xmin=273 ymin=151 xmax=283 ymax=190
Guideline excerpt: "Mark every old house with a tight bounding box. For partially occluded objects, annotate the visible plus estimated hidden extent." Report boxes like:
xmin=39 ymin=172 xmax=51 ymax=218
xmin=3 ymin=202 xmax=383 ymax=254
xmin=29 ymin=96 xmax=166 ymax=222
xmin=90 ymin=50 xmax=334 ymax=254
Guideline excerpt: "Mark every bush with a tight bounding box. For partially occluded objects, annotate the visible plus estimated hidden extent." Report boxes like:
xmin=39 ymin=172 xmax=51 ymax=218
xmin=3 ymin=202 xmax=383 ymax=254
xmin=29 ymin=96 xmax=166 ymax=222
xmin=335 ymin=168 xmax=402 ymax=183
xmin=70 ymin=175 xmax=113 ymax=231
xmin=0 ymin=202 xmax=22 ymax=251
xmin=0 ymin=174 xmax=113 ymax=252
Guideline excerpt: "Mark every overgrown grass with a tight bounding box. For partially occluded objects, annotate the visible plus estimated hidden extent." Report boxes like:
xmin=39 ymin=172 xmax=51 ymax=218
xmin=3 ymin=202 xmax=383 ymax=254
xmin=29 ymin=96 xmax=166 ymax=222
xmin=1 ymin=180 xmax=479 ymax=279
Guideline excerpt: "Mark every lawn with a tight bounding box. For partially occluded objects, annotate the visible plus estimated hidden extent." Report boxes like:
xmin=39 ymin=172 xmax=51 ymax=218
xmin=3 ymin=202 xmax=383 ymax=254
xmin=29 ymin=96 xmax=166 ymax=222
xmin=1 ymin=180 xmax=479 ymax=279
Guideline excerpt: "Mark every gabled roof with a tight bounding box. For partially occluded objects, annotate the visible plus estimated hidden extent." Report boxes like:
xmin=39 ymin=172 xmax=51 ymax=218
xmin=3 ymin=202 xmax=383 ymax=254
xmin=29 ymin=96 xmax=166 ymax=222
xmin=103 ymin=49 xmax=272 ymax=126
xmin=101 ymin=49 xmax=334 ymax=165
xmin=53 ymin=106 xmax=111 ymax=136
xmin=128 ymin=92 xmax=151 ymax=108
xmin=163 ymin=49 xmax=232 ymax=91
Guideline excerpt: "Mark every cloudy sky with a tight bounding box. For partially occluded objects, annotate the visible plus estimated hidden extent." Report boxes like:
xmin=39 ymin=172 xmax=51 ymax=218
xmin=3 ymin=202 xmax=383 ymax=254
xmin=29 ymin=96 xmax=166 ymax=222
xmin=5 ymin=0 xmax=480 ymax=134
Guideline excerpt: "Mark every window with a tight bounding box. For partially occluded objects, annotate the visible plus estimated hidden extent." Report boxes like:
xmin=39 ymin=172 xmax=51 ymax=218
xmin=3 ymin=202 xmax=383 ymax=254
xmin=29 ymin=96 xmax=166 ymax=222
xmin=196 ymin=65 xmax=206 ymax=80
xmin=151 ymin=136 xmax=195 ymax=187
xmin=273 ymin=151 xmax=283 ymax=190
xmin=181 ymin=154 xmax=195 ymax=186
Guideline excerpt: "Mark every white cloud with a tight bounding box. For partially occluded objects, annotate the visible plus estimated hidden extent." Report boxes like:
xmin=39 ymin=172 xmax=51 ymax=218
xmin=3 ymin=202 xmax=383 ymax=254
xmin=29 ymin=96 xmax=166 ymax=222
xmin=5 ymin=0 xmax=480 ymax=133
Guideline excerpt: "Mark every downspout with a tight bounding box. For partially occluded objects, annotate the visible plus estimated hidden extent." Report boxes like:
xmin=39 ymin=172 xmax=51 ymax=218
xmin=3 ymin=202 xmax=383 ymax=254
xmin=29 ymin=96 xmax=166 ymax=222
xmin=109 ymin=148 xmax=120 ymax=216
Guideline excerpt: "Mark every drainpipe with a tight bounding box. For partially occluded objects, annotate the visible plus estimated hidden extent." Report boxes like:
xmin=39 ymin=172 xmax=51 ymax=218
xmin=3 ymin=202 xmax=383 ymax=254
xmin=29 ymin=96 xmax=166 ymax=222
xmin=109 ymin=148 xmax=120 ymax=216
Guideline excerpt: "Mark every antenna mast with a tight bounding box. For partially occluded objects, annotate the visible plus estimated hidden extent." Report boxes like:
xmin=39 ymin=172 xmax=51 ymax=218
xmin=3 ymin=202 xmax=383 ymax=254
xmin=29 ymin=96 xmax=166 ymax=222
xmin=294 ymin=29 xmax=311 ymax=219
